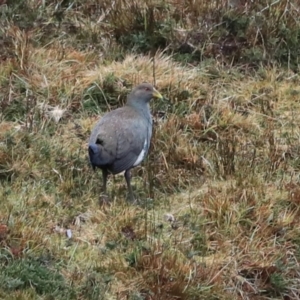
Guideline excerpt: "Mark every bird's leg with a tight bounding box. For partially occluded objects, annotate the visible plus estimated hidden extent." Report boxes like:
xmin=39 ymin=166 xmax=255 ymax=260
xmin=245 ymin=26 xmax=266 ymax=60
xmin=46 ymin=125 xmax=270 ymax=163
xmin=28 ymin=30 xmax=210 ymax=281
xmin=99 ymin=169 xmax=110 ymax=205
xmin=124 ymin=169 xmax=135 ymax=202
xmin=102 ymin=169 xmax=108 ymax=193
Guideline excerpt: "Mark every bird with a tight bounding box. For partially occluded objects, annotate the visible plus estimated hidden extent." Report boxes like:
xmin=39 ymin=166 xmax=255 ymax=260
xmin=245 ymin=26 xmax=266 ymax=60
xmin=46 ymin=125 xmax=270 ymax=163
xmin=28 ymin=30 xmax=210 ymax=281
xmin=88 ymin=83 xmax=163 ymax=202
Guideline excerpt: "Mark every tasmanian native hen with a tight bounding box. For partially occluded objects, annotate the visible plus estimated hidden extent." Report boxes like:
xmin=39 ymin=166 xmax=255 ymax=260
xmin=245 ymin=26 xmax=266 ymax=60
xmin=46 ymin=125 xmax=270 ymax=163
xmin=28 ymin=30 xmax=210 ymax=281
xmin=88 ymin=83 xmax=163 ymax=201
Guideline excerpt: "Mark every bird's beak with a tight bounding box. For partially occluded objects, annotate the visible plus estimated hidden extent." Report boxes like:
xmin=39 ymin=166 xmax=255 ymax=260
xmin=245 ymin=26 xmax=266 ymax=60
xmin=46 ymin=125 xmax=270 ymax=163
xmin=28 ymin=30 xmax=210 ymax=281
xmin=152 ymin=88 xmax=163 ymax=99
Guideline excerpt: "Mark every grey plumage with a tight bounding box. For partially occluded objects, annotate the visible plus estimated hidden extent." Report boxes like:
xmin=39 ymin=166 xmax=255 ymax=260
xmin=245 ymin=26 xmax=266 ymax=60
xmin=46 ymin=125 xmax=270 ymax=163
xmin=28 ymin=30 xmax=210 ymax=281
xmin=88 ymin=83 xmax=163 ymax=201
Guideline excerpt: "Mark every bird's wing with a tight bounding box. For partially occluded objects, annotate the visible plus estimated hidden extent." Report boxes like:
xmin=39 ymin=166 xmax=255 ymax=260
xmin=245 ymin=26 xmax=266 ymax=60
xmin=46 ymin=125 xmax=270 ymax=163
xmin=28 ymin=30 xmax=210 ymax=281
xmin=111 ymin=117 xmax=149 ymax=173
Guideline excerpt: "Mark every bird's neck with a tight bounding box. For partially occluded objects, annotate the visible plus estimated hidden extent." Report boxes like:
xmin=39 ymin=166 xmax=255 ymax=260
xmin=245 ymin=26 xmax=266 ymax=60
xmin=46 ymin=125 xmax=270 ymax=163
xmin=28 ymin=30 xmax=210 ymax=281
xmin=127 ymin=101 xmax=150 ymax=115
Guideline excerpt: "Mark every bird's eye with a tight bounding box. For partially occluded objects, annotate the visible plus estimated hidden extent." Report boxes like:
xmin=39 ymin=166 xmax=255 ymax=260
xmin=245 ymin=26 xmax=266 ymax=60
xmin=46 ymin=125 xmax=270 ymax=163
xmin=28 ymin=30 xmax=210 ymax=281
xmin=144 ymin=87 xmax=151 ymax=91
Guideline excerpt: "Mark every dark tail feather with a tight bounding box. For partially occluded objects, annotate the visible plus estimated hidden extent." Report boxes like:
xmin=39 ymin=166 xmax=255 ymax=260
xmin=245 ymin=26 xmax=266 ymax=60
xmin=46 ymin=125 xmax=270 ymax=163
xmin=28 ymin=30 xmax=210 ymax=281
xmin=88 ymin=143 xmax=111 ymax=169
xmin=89 ymin=144 xmax=100 ymax=171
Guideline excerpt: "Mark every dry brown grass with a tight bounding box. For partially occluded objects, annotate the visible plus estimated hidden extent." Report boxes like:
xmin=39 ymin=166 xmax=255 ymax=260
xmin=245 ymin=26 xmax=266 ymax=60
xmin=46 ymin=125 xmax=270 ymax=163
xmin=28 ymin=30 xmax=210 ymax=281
xmin=1 ymin=0 xmax=300 ymax=299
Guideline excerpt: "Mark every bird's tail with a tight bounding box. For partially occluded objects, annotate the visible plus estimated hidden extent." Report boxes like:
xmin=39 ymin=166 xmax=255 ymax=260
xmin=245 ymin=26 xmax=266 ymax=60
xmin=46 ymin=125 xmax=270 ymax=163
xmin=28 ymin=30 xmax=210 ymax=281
xmin=88 ymin=143 xmax=109 ymax=170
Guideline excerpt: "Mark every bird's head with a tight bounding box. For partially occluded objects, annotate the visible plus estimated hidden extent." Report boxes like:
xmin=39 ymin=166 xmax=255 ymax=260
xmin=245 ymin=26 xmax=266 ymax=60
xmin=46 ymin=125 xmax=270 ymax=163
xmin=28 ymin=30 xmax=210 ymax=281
xmin=127 ymin=83 xmax=163 ymax=106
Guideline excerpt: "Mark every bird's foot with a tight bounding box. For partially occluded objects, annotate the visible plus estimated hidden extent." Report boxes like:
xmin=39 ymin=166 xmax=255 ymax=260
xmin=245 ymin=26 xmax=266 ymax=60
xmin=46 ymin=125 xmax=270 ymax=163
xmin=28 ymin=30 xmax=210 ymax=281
xmin=127 ymin=193 xmax=139 ymax=205
xmin=99 ymin=193 xmax=111 ymax=206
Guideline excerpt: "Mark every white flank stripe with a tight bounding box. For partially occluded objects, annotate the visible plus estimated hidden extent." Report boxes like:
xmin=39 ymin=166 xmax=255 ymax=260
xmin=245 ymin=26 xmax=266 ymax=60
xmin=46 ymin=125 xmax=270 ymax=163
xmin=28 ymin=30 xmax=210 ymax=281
xmin=133 ymin=139 xmax=147 ymax=166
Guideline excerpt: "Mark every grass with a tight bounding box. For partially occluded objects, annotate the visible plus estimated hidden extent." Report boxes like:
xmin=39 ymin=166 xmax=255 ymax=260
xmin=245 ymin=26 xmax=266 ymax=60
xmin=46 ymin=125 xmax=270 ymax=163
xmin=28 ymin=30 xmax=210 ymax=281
xmin=1 ymin=0 xmax=300 ymax=299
